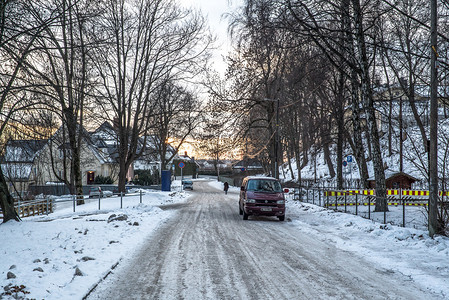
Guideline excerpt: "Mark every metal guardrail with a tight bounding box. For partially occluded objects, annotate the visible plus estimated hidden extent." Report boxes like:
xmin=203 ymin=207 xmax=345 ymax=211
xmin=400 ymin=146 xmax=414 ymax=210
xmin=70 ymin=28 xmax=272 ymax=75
xmin=290 ymin=188 xmax=449 ymax=229
xmin=1 ymin=190 xmax=147 ymax=220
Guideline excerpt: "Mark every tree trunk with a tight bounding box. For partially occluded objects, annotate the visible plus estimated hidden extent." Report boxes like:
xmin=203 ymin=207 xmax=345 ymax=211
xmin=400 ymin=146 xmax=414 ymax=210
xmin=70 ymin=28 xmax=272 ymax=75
xmin=293 ymin=111 xmax=302 ymax=185
xmin=118 ymin=128 xmax=129 ymax=193
xmin=118 ymin=158 xmax=127 ymax=194
xmin=287 ymin=143 xmax=295 ymax=180
xmin=379 ymin=42 xmax=394 ymax=157
xmin=295 ymin=150 xmax=302 ymax=186
xmin=0 ymin=167 xmax=20 ymax=223
xmin=266 ymin=101 xmax=277 ymax=178
xmin=407 ymin=81 xmax=428 ymax=151
xmin=336 ymin=67 xmax=345 ymax=189
xmin=72 ymin=147 xmax=84 ymax=205
xmin=365 ymin=126 xmax=373 ymax=160
xmin=342 ymin=0 xmax=369 ymax=188
xmin=350 ymin=76 xmax=369 ymax=188
xmin=64 ymin=109 xmax=85 ymax=205
xmin=323 ymin=141 xmax=336 ymax=178
xmin=352 ymin=0 xmax=387 ymax=211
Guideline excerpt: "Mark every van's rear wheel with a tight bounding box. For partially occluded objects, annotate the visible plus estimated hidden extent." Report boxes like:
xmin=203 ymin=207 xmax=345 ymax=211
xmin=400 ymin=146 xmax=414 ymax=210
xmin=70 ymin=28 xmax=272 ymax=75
xmin=243 ymin=211 xmax=248 ymax=220
xmin=278 ymin=215 xmax=285 ymax=221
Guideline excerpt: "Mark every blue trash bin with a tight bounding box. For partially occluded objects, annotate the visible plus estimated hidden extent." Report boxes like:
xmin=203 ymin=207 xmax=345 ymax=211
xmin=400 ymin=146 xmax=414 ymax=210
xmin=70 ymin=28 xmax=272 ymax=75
xmin=161 ymin=170 xmax=171 ymax=191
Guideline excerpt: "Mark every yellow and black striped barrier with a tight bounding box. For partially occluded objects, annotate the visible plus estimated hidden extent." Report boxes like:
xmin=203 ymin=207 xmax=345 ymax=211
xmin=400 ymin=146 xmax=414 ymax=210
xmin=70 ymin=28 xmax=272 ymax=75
xmin=324 ymin=190 xmax=359 ymax=196
xmin=324 ymin=189 xmax=400 ymax=196
xmin=321 ymin=189 xmax=440 ymax=208
xmin=402 ymin=190 xmax=429 ymax=196
xmin=325 ymin=202 xmax=401 ymax=207
xmin=324 ymin=189 xmax=449 ymax=198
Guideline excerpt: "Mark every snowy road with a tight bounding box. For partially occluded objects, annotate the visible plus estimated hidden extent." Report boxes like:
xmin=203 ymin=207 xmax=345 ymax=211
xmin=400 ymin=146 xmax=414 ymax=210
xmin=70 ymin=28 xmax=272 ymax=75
xmin=87 ymin=181 xmax=439 ymax=300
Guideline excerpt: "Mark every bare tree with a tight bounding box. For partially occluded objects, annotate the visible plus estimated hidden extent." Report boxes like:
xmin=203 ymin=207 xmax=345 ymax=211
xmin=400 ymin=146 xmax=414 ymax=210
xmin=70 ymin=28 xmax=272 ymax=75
xmin=349 ymin=0 xmax=387 ymax=210
xmin=149 ymin=80 xmax=202 ymax=171
xmin=227 ymin=0 xmax=294 ymax=178
xmin=0 ymin=0 xmax=59 ymax=222
xmin=92 ymin=0 xmax=211 ymax=192
xmin=380 ymin=0 xmax=430 ymax=156
xmin=195 ymin=108 xmax=236 ymax=177
xmin=16 ymin=0 xmax=100 ymax=204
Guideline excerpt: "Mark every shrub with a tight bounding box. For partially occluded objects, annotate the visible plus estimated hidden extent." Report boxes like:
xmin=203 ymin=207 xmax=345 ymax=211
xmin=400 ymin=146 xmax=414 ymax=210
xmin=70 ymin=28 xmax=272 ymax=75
xmin=134 ymin=170 xmax=159 ymax=185
xmin=94 ymin=175 xmax=113 ymax=184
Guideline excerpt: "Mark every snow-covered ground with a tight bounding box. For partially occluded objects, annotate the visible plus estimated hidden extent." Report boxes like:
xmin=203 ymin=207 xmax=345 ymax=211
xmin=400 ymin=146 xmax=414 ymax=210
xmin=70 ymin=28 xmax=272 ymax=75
xmin=287 ymin=202 xmax=449 ymax=298
xmin=1 ymin=178 xmax=449 ymax=299
xmin=0 ymin=180 xmax=193 ymax=300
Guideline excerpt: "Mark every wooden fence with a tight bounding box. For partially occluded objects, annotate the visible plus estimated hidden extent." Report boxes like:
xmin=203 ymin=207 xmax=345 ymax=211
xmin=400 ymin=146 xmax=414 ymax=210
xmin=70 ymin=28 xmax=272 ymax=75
xmin=0 ymin=199 xmax=53 ymax=220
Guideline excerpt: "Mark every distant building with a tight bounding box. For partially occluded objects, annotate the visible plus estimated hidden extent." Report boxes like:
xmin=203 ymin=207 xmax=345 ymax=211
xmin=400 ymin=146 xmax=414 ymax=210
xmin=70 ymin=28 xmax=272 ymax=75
xmin=1 ymin=121 xmax=186 ymax=194
xmin=34 ymin=124 xmax=118 ymax=186
xmin=232 ymin=158 xmax=264 ymax=174
xmin=196 ymin=159 xmax=233 ymax=175
xmin=368 ymin=170 xmax=419 ymax=189
xmin=0 ymin=139 xmax=48 ymax=193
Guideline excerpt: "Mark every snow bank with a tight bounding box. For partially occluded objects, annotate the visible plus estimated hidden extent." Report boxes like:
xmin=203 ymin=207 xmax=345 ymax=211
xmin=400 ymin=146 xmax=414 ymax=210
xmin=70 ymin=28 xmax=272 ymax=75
xmin=287 ymin=200 xmax=449 ymax=298
xmin=0 ymin=190 xmax=191 ymax=299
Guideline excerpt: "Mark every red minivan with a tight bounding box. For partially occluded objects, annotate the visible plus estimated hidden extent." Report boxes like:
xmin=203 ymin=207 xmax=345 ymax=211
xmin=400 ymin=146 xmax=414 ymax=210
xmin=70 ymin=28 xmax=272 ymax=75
xmin=239 ymin=176 xmax=287 ymax=221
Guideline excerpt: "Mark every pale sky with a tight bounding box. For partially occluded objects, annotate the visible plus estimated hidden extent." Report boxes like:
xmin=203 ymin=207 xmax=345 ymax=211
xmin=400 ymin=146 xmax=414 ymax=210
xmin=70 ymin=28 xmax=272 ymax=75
xmin=181 ymin=0 xmax=243 ymax=75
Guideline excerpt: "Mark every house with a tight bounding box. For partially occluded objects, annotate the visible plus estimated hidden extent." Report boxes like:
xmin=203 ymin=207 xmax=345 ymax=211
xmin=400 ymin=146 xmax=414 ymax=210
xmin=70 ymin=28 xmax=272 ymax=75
xmin=373 ymin=84 xmax=430 ymax=134
xmin=196 ymin=159 xmax=233 ymax=175
xmin=34 ymin=124 xmax=120 ymax=186
xmin=368 ymin=170 xmax=419 ymax=189
xmin=132 ymin=136 xmax=164 ymax=181
xmin=91 ymin=123 xmax=184 ymax=183
xmin=1 ymin=121 xmax=176 ymax=193
xmin=134 ymin=135 xmax=179 ymax=172
xmin=0 ymin=139 xmax=47 ymax=193
xmin=0 ymin=123 xmax=122 ymax=195
xmin=343 ymin=83 xmax=449 ymax=139
xmin=232 ymin=158 xmax=264 ymax=174
xmin=89 ymin=121 xmax=122 ymax=183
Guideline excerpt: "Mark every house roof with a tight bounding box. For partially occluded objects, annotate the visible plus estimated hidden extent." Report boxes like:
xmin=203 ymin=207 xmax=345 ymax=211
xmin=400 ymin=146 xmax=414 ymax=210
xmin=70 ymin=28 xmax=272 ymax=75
xmin=232 ymin=158 xmax=263 ymax=169
xmin=368 ymin=170 xmax=419 ymax=182
xmin=92 ymin=121 xmax=117 ymax=141
xmin=1 ymin=163 xmax=33 ymax=180
xmin=1 ymin=139 xmax=47 ymax=163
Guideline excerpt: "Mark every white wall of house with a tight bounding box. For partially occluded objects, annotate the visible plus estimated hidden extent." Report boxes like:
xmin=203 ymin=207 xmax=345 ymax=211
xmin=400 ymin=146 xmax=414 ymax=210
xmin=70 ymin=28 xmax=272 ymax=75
xmin=34 ymin=139 xmax=119 ymax=186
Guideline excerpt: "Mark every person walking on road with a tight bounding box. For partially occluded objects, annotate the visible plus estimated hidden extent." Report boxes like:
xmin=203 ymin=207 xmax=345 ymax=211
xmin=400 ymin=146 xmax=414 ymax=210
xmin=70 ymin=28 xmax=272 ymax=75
xmin=224 ymin=182 xmax=229 ymax=195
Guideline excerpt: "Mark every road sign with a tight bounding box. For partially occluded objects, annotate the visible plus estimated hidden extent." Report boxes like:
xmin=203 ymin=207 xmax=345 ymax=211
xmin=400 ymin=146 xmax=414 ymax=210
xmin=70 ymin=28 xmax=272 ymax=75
xmin=343 ymin=161 xmax=348 ymax=167
xmin=178 ymin=162 xmax=185 ymax=169
xmin=347 ymin=155 xmax=353 ymax=163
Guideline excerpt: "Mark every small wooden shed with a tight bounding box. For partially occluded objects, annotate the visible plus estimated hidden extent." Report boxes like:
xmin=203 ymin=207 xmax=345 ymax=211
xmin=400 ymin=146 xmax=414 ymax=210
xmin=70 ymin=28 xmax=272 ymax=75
xmin=368 ymin=171 xmax=419 ymax=189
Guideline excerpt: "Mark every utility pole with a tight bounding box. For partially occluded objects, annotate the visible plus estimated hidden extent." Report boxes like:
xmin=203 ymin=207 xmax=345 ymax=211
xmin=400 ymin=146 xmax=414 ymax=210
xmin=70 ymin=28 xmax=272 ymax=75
xmin=275 ymin=98 xmax=280 ymax=179
xmin=429 ymin=0 xmax=439 ymax=237
xmin=399 ymin=96 xmax=403 ymax=173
